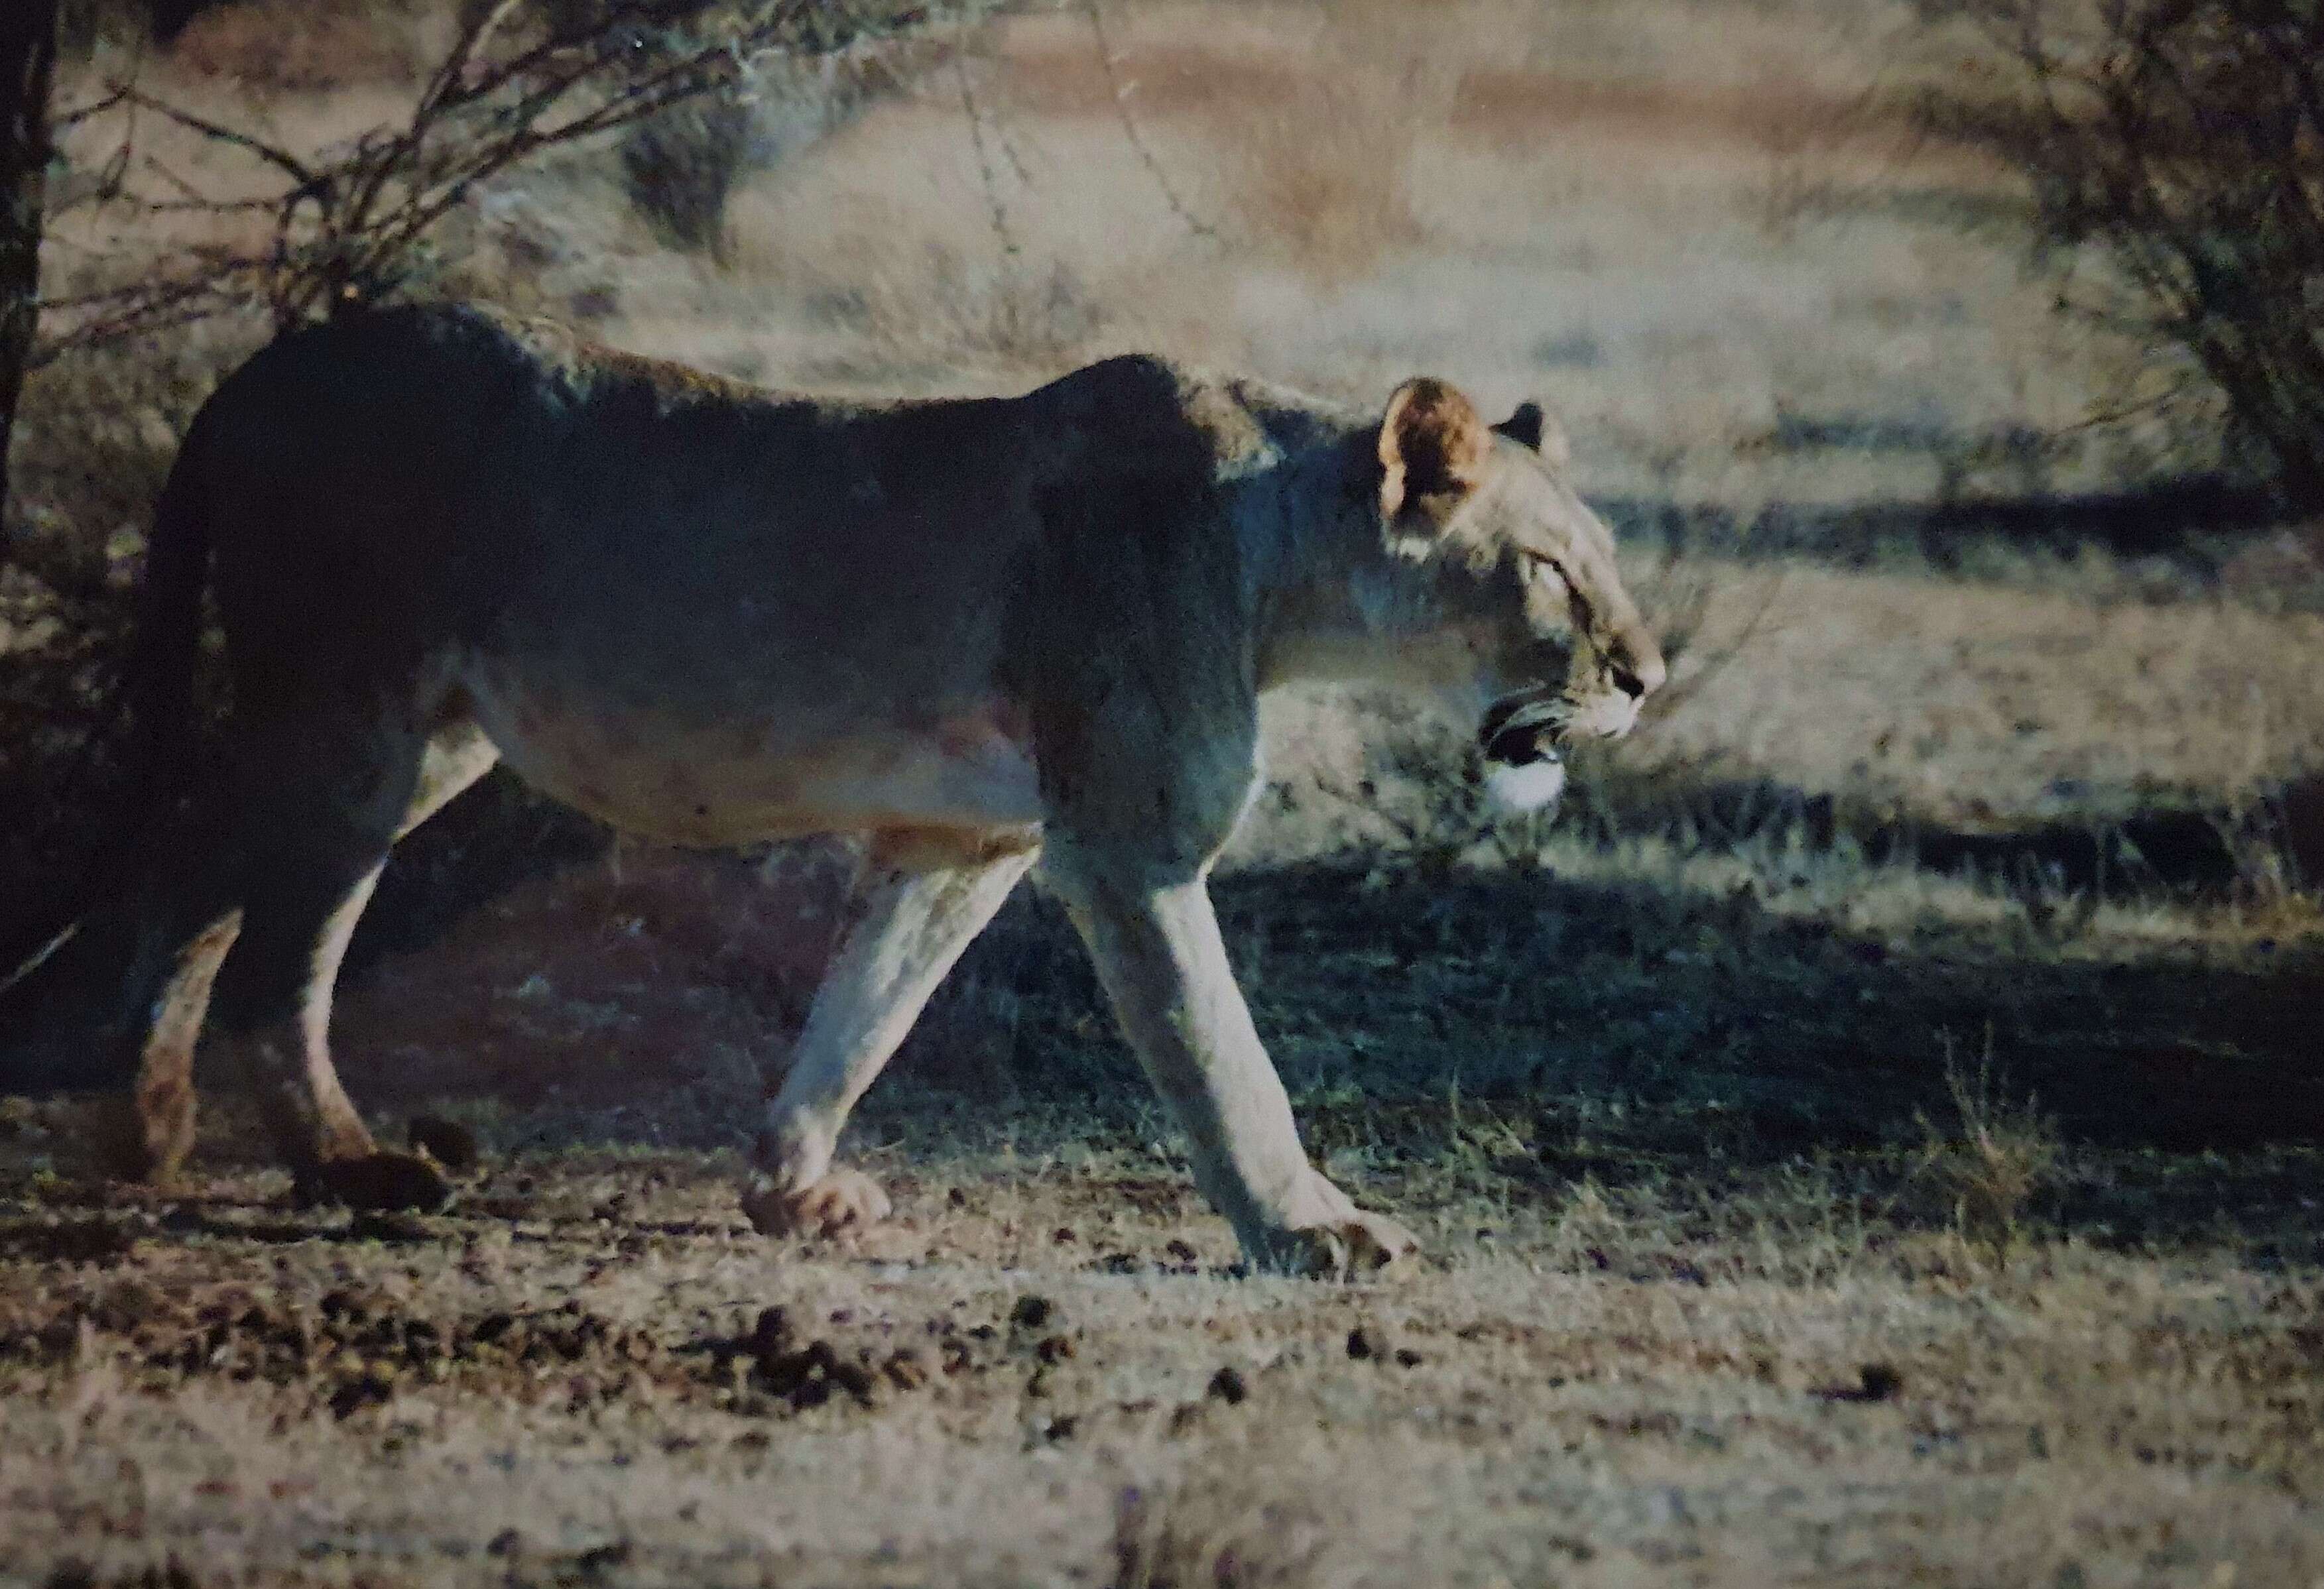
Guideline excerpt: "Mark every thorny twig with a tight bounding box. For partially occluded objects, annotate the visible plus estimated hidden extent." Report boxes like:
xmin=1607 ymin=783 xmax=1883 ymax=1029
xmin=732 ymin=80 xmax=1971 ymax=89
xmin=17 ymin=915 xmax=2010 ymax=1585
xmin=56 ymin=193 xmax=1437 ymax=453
xmin=1081 ymin=0 xmax=1224 ymax=247
xmin=952 ymin=13 xmax=1018 ymax=260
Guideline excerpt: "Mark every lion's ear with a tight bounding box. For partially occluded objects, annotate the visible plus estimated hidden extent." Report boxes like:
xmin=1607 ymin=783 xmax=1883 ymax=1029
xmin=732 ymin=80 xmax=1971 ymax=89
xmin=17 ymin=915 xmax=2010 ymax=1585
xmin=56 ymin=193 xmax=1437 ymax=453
xmin=1493 ymin=401 xmax=1546 ymax=451
xmin=1493 ymin=400 xmax=1571 ymax=471
xmin=1378 ymin=378 xmax=1491 ymax=534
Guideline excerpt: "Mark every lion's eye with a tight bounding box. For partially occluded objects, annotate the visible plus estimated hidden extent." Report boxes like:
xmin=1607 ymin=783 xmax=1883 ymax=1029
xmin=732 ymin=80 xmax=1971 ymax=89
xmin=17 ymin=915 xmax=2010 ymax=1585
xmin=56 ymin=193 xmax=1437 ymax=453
xmin=1524 ymin=553 xmax=1594 ymax=632
xmin=1523 ymin=554 xmax=1575 ymax=607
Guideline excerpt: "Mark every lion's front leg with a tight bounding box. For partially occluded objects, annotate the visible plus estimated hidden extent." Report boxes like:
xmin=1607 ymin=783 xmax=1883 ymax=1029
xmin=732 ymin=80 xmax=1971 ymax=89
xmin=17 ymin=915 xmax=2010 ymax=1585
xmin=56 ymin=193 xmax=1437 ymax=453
xmin=1045 ymin=858 xmax=1418 ymax=1276
xmin=743 ymin=841 xmax=1035 ymax=1239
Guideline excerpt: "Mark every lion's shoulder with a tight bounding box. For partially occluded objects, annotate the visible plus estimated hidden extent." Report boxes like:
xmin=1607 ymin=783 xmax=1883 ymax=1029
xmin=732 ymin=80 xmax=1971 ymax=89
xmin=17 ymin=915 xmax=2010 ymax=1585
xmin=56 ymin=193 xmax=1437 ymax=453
xmin=1021 ymin=355 xmax=1360 ymax=489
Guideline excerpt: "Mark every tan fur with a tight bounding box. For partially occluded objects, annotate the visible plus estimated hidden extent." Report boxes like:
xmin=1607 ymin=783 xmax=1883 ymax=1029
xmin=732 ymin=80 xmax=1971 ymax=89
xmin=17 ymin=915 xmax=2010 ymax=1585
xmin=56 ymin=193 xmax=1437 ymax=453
xmin=63 ymin=303 xmax=1662 ymax=1274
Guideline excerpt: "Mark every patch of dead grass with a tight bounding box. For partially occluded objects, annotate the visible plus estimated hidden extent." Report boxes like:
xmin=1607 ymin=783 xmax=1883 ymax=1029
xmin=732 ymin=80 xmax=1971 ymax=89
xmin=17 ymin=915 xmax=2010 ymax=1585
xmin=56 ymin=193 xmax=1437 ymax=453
xmin=1206 ymin=8 xmax=1459 ymax=288
xmin=170 ymin=0 xmax=451 ymax=91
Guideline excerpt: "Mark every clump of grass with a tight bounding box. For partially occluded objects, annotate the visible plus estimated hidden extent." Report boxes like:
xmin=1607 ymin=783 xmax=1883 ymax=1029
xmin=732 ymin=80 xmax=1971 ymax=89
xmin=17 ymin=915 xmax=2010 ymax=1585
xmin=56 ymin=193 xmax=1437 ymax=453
xmin=1111 ymin=1481 xmax=1336 ymax=1589
xmin=1543 ymin=1175 xmax=1630 ymax=1275
xmin=815 ymin=245 xmax=1109 ymax=371
xmin=1916 ymin=1034 xmax=2058 ymax=1266
xmin=1209 ymin=5 xmax=1463 ymax=292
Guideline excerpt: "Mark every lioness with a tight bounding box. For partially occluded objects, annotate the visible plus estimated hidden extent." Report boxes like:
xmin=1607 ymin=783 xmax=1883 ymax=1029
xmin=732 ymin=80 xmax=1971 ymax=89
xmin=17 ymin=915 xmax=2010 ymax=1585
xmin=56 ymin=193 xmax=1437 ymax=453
xmin=19 ymin=304 xmax=1662 ymax=1273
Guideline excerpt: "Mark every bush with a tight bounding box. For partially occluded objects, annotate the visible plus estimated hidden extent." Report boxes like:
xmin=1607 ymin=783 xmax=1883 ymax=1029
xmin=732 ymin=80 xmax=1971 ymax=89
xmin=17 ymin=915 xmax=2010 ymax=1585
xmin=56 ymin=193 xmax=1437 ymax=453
xmin=618 ymin=42 xmax=901 ymax=258
xmin=621 ymin=88 xmax=758 ymax=255
xmin=1916 ymin=0 xmax=2324 ymax=508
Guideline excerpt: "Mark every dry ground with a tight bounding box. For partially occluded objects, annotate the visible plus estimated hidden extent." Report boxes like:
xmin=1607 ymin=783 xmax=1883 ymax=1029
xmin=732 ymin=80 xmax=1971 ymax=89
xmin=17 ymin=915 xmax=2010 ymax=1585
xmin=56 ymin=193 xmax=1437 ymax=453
xmin=1 ymin=1160 xmax=2319 ymax=1589
xmin=2 ymin=845 xmax=2318 ymax=1586
xmin=3 ymin=0 xmax=2323 ymax=1583
xmin=2 ymin=850 xmax=2321 ymax=1586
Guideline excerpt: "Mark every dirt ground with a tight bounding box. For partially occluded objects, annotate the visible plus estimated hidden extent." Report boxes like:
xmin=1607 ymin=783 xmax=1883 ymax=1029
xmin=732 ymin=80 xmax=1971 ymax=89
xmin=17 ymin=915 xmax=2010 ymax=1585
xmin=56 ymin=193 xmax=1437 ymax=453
xmin=5 ymin=0 xmax=2323 ymax=1583
xmin=2 ymin=854 xmax=2320 ymax=1587
xmin=2 ymin=1157 xmax=2319 ymax=1589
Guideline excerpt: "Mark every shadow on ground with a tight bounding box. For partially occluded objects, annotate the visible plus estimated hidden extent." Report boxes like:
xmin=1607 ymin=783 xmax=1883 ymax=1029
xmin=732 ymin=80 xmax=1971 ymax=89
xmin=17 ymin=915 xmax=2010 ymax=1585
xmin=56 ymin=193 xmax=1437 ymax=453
xmin=3 ymin=827 xmax=2318 ymax=1262
xmin=885 ymin=856 xmax=2324 ymax=1259
xmin=914 ymin=859 xmax=2324 ymax=1157
xmin=7 ymin=774 xmax=2318 ymax=1155
xmin=1599 ymin=470 xmax=2297 ymax=579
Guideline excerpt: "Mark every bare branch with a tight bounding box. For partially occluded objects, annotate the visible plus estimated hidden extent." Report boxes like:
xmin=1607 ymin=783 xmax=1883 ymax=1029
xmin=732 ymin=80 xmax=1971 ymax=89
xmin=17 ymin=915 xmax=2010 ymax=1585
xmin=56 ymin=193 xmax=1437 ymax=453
xmin=98 ymin=81 xmax=318 ymax=190
xmin=953 ymin=15 xmax=1017 ymax=259
xmin=48 ymin=83 xmax=131 ymax=133
xmin=34 ymin=1 xmax=957 ymax=358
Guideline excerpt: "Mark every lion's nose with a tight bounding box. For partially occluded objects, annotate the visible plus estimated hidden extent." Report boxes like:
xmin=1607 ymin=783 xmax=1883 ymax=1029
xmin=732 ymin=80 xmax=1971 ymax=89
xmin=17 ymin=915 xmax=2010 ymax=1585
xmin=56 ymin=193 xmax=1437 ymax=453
xmin=1610 ymin=642 xmax=1666 ymax=700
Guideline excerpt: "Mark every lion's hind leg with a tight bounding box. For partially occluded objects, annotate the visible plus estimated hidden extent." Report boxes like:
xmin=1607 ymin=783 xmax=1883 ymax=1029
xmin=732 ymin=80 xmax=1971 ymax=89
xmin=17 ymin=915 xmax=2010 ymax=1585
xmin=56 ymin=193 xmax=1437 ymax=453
xmin=58 ymin=821 xmax=249 ymax=1184
xmin=200 ymin=711 xmax=498 ymax=1210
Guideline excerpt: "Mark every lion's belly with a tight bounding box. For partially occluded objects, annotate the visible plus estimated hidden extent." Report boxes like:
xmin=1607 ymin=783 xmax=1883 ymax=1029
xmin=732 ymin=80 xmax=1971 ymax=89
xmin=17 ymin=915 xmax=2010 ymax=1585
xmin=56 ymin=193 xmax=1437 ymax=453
xmin=461 ymin=670 xmax=1044 ymax=847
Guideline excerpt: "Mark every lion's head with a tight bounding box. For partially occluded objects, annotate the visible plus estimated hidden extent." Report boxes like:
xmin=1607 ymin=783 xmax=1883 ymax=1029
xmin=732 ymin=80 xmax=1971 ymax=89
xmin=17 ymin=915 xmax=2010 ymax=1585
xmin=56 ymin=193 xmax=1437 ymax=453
xmin=1369 ymin=377 xmax=1666 ymax=813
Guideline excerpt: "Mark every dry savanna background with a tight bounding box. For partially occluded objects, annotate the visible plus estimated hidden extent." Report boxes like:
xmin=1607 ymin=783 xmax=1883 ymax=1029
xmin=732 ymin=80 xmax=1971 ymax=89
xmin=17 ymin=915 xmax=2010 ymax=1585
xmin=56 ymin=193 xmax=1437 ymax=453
xmin=1 ymin=0 xmax=2321 ymax=1583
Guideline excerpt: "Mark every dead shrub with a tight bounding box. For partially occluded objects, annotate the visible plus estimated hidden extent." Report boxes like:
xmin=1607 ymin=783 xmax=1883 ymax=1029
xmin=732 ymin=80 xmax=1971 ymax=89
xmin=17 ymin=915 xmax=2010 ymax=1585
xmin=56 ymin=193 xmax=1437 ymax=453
xmin=0 ymin=325 xmax=257 ymax=955
xmin=9 ymin=330 xmax=247 ymax=569
xmin=620 ymin=40 xmax=932 ymax=259
xmin=1914 ymin=0 xmax=2324 ymax=509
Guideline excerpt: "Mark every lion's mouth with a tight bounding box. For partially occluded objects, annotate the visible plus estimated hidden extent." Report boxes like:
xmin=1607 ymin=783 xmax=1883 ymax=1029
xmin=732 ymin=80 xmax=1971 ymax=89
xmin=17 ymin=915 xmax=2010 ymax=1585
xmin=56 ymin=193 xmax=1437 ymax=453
xmin=1477 ymin=693 xmax=1568 ymax=816
xmin=1477 ymin=693 xmax=1566 ymax=768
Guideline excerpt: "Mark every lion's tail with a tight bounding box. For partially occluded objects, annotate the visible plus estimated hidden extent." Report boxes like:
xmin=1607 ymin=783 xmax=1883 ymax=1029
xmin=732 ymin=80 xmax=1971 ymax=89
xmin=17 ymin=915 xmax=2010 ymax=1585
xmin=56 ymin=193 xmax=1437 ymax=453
xmin=0 ymin=451 xmax=216 ymax=1090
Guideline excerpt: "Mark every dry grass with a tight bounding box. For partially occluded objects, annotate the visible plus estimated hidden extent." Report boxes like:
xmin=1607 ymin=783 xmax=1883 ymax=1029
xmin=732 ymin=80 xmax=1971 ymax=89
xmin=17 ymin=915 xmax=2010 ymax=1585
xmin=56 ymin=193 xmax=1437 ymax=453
xmin=4 ymin=0 xmax=2323 ymax=1582
xmin=1916 ymin=1035 xmax=2059 ymax=1264
xmin=1209 ymin=36 xmax=1441 ymax=286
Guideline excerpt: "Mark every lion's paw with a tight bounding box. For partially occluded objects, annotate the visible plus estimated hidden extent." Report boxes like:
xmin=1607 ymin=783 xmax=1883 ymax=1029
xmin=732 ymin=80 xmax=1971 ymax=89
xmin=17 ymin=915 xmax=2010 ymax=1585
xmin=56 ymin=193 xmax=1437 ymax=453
xmin=298 ymin=1150 xmax=456 ymax=1214
xmin=1269 ymin=1209 xmax=1420 ymax=1277
xmin=741 ymin=1167 xmax=892 ymax=1239
xmin=1258 ymin=1173 xmax=1419 ymax=1277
